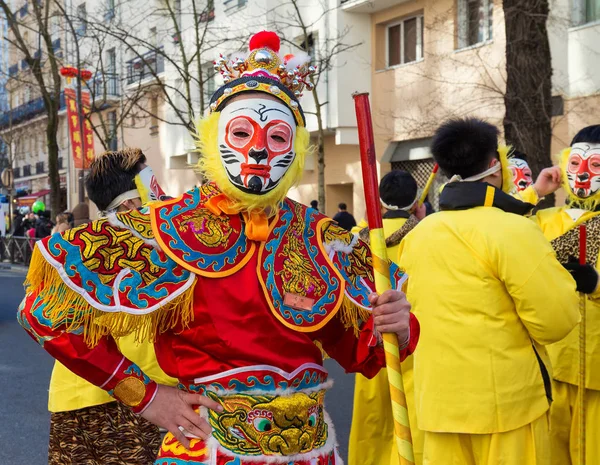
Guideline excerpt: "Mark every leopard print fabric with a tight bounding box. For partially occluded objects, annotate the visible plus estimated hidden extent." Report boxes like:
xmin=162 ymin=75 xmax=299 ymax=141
xmin=48 ymin=401 xmax=160 ymax=465
xmin=550 ymin=215 xmax=600 ymax=266
xmin=358 ymin=215 xmax=420 ymax=248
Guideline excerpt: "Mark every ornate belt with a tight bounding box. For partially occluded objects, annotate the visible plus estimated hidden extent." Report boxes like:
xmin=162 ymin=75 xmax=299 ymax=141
xmin=176 ymin=364 xmax=337 ymax=463
xmin=206 ymin=387 xmax=329 ymax=457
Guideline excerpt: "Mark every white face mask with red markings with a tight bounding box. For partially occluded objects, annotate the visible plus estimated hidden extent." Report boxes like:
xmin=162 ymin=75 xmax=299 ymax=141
xmin=567 ymin=143 xmax=600 ymax=199
xmin=135 ymin=166 xmax=167 ymax=203
xmin=217 ymin=99 xmax=297 ymax=195
xmin=508 ymin=158 xmax=533 ymax=192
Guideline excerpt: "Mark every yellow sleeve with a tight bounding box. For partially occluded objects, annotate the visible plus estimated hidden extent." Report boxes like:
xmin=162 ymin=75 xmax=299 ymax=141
xmin=496 ymin=220 xmax=580 ymax=345
xmin=513 ymin=186 xmax=540 ymax=206
xmin=587 ymin=278 xmax=600 ymax=301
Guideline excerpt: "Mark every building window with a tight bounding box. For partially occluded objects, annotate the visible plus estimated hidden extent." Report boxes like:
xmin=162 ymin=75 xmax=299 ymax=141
xmin=387 ymin=15 xmax=423 ymax=67
xmin=51 ymin=15 xmax=61 ymax=41
xmin=457 ymin=0 xmax=493 ymax=49
xmin=150 ymin=27 xmax=157 ymax=48
xmin=300 ymin=32 xmax=317 ymax=60
xmin=201 ymin=0 xmax=215 ymax=22
xmin=174 ymin=0 xmax=182 ymax=28
xmin=150 ymin=97 xmax=159 ymax=136
xmin=107 ymin=111 xmax=118 ymax=150
xmin=573 ymin=0 xmax=600 ymax=26
xmin=107 ymin=48 xmax=116 ymax=74
xmin=76 ymin=3 xmax=87 ymax=36
xmin=224 ymin=0 xmax=247 ymax=12
xmin=202 ymin=64 xmax=216 ymax=110
xmin=105 ymin=0 xmax=115 ymax=21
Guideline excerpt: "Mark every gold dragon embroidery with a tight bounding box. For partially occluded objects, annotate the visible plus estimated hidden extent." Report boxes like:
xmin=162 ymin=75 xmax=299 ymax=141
xmin=276 ymin=211 xmax=325 ymax=298
xmin=178 ymin=208 xmax=236 ymax=248
xmin=207 ymin=391 xmax=328 ymax=456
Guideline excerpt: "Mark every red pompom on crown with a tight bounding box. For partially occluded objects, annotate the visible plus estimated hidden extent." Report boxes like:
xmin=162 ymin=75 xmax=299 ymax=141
xmin=213 ymin=30 xmax=314 ymax=103
xmin=249 ymin=31 xmax=280 ymax=53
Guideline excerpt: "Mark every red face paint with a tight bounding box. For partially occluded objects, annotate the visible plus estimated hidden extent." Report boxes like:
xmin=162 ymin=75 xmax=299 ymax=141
xmin=217 ymin=99 xmax=298 ymax=194
xmin=567 ymin=144 xmax=600 ymax=198
xmin=508 ymin=158 xmax=533 ymax=192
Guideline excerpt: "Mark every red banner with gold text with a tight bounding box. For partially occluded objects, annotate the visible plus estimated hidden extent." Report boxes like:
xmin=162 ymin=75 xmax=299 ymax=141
xmin=65 ymin=88 xmax=95 ymax=169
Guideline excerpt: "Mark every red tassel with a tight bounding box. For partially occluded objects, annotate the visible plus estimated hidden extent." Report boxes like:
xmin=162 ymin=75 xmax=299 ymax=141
xmin=249 ymin=31 xmax=280 ymax=52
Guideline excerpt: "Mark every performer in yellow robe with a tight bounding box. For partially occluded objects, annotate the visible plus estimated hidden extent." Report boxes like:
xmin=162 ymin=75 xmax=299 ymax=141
xmin=398 ymin=118 xmax=582 ymax=465
xmin=532 ymin=125 xmax=600 ymax=465
xmin=349 ymin=170 xmax=426 ymax=465
xmin=505 ymin=147 xmax=563 ymax=206
xmin=348 ymin=146 xmax=563 ymax=465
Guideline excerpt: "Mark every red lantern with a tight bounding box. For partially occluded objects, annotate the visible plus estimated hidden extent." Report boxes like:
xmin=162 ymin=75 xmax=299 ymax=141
xmin=79 ymin=69 xmax=93 ymax=81
xmin=60 ymin=66 xmax=78 ymax=78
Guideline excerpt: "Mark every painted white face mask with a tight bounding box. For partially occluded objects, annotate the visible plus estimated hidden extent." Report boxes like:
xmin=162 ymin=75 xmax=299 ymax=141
xmin=567 ymin=143 xmax=600 ymax=199
xmin=508 ymin=158 xmax=533 ymax=192
xmin=135 ymin=166 xmax=167 ymax=203
xmin=217 ymin=98 xmax=297 ymax=195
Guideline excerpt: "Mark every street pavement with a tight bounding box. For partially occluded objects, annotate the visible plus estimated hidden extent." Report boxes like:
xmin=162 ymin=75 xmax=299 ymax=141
xmin=0 ymin=267 xmax=53 ymax=465
xmin=0 ymin=266 xmax=358 ymax=464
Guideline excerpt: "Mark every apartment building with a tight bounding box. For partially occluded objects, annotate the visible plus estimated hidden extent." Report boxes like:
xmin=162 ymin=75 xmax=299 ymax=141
xmin=0 ymin=0 xmax=368 ymax=216
xmin=0 ymin=9 xmax=9 ymax=176
xmin=4 ymin=0 xmax=596 ymax=218
xmin=341 ymin=0 xmax=600 ymax=211
xmin=115 ymin=0 xmax=372 ymax=218
xmin=0 ymin=0 xmax=69 ymax=210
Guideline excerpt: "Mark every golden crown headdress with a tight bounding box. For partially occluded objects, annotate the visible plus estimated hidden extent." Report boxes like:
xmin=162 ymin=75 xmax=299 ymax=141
xmin=209 ymin=31 xmax=316 ymax=127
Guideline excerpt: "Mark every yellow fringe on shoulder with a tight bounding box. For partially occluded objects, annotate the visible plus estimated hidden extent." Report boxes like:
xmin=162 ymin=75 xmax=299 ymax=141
xmin=339 ymin=295 xmax=373 ymax=338
xmin=25 ymin=249 xmax=195 ymax=347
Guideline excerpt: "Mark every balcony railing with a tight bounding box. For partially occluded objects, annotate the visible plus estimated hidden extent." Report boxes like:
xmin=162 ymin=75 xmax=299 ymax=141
xmin=23 ymin=165 xmax=31 ymax=177
xmin=93 ymin=73 xmax=120 ymax=98
xmin=0 ymin=91 xmax=66 ymax=129
xmin=35 ymin=161 xmax=45 ymax=174
xmin=126 ymin=47 xmax=164 ymax=85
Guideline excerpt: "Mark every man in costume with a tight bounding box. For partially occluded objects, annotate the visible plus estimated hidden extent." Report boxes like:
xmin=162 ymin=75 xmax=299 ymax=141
xmin=349 ymin=170 xmax=426 ymax=465
xmin=533 ymin=125 xmax=600 ymax=465
xmin=18 ymin=31 xmax=418 ymax=465
xmin=46 ymin=148 xmax=176 ymax=465
xmin=507 ymin=149 xmax=533 ymax=192
xmin=398 ymin=118 xmax=581 ymax=465
xmin=504 ymin=146 xmax=562 ymax=205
